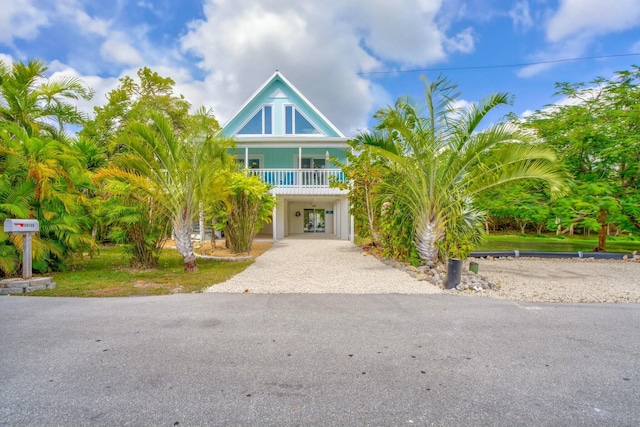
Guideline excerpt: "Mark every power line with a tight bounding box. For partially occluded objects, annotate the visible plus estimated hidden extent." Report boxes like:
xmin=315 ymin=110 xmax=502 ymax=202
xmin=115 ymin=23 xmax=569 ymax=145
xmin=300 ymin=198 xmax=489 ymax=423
xmin=357 ymin=53 xmax=640 ymax=76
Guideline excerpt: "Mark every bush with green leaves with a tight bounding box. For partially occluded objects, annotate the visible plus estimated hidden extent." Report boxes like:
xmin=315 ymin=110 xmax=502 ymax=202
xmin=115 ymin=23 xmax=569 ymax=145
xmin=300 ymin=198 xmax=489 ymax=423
xmin=216 ymin=173 xmax=275 ymax=254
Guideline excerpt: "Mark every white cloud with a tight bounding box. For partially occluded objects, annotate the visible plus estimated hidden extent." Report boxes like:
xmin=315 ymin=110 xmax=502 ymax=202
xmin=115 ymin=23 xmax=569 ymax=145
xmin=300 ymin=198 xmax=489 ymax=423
xmin=445 ymin=28 xmax=475 ymax=54
xmin=179 ymin=0 xmax=469 ymax=135
xmin=520 ymin=109 xmax=535 ymax=119
xmin=2 ymin=0 xmax=479 ymax=136
xmin=46 ymin=60 xmax=121 ymax=115
xmin=446 ymin=98 xmax=473 ymax=121
xmin=70 ymin=9 xmax=110 ymax=37
xmin=509 ymin=1 xmax=533 ymax=32
xmin=100 ymin=33 xmax=144 ymax=66
xmin=0 ymin=0 xmax=49 ymax=44
xmin=547 ymin=0 xmax=640 ymax=42
xmin=515 ymin=0 xmax=640 ymax=78
xmin=0 ymin=53 xmax=14 ymax=66
xmin=344 ymin=0 xmax=448 ymax=65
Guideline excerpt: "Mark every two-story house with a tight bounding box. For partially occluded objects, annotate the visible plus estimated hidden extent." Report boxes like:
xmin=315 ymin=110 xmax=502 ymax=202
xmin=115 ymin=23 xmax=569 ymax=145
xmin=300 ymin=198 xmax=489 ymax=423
xmin=220 ymin=71 xmax=353 ymax=242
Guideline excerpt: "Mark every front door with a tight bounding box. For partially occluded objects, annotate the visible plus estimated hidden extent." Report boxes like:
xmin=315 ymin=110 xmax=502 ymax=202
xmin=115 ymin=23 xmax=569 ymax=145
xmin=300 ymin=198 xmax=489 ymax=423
xmin=304 ymin=209 xmax=325 ymax=233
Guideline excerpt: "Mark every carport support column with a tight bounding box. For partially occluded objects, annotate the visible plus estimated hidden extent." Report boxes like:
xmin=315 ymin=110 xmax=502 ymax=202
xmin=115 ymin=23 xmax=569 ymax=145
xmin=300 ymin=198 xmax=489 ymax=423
xmin=272 ymin=193 xmax=277 ymax=244
xmin=350 ymin=214 xmax=355 ymax=243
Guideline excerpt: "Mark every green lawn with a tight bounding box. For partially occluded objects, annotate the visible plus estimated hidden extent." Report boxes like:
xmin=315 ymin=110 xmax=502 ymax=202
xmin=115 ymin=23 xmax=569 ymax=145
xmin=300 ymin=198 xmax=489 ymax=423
xmin=356 ymin=233 xmax=640 ymax=254
xmin=28 ymin=245 xmax=252 ymax=297
xmin=477 ymin=234 xmax=640 ymax=253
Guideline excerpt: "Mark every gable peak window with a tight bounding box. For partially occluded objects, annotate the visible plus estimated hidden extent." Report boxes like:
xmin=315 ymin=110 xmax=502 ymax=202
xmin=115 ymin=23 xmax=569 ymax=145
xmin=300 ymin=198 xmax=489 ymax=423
xmin=285 ymin=105 xmax=321 ymax=135
xmin=238 ymin=105 xmax=273 ymax=135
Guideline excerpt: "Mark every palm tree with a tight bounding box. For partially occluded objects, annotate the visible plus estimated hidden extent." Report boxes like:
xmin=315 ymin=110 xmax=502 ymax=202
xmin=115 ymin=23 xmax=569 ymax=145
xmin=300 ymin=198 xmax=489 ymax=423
xmin=362 ymin=76 xmax=567 ymax=265
xmin=94 ymin=113 xmax=232 ymax=271
xmin=0 ymin=123 xmax=95 ymax=274
xmin=0 ymin=58 xmax=93 ymax=137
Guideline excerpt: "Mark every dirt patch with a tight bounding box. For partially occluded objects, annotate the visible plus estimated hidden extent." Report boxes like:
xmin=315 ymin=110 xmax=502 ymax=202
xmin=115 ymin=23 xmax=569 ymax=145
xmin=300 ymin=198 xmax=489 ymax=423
xmin=162 ymin=239 xmax=273 ymax=259
xmin=196 ymin=240 xmax=273 ymax=258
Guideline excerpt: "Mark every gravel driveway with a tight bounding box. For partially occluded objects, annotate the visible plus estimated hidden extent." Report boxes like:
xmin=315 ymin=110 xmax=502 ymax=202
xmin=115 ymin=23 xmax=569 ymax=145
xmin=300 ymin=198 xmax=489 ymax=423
xmin=206 ymin=236 xmax=441 ymax=294
xmin=207 ymin=236 xmax=640 ymax=303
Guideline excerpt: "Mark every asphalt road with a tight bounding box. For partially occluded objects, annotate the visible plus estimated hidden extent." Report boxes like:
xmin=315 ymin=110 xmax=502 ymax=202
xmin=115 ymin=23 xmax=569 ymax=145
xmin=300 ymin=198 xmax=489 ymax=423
xmin=1 ymin=293 xmax=639 ymax=426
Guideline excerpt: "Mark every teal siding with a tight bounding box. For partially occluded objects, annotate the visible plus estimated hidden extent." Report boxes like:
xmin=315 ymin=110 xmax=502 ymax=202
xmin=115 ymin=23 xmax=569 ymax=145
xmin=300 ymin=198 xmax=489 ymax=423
xmin=231 ymin=148 xmax=347 ymax=169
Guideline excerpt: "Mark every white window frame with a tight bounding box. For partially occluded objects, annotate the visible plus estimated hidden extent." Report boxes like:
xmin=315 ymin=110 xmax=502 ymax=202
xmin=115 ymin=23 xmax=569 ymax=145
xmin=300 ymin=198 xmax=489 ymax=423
xmin=284 ymin=104 xmax=322 ymax=136
xmin=237 ymin=104 xmax=274 ymax=135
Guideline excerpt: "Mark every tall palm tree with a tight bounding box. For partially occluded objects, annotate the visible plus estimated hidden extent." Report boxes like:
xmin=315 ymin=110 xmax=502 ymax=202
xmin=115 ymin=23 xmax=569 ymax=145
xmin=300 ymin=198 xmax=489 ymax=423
xmin=0 ymin=58 xmax=93 ymax=137
xmin=95 ymin=113 xmax=232 ymax=271
xmin=362 ymin=76 xmax=567 ymax=265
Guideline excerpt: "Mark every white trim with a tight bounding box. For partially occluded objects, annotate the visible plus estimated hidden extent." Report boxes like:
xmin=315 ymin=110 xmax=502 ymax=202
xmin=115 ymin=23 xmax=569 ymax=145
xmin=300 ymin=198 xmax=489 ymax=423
xmin=236 ymin=104 xmax=274 ymax=136
xmin=284 ymin=103 xmax=322 ymax=136
xmin=235 ymin=140 xmax=348 ymax=148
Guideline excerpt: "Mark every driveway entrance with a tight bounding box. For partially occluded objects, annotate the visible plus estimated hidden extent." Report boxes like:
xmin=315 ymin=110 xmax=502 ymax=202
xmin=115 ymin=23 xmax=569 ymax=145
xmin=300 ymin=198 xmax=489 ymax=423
xmin=206 ymin=237 xmax=441 ymax=294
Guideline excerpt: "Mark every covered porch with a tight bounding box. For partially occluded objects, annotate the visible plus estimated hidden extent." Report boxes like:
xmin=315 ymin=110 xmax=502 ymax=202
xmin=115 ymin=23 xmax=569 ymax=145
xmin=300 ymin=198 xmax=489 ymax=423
xmin=260 ymin=194 xmax=353 ymax=243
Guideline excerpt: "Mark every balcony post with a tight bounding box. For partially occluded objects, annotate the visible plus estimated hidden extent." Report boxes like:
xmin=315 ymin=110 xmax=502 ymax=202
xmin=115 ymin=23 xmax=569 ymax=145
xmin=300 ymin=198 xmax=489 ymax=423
xmin=298 ymin=147 xmax=302 ymax=189
xmin=244 ymin=147 xmax=248 ymax=170
xmin=272 ymin=193 xmax=277 ymax=243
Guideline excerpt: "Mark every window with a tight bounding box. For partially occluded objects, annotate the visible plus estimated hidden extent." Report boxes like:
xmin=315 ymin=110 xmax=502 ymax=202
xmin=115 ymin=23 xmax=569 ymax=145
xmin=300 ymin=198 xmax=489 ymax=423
xmin=238 ymin=106 xmax=273 ymax=135
xmin=248 ymin=158 xmax=260 ymax=169
xmin=236 ymin=154 xmax=264 ymax=169
xmin=285 ymin=105 xmax=321 ymax=135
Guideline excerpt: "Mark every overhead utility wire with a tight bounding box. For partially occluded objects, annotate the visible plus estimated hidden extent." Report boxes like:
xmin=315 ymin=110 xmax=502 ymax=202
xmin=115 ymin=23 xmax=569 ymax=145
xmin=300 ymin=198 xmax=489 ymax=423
xmin=357 ymin=53 xmax=640 ymax=75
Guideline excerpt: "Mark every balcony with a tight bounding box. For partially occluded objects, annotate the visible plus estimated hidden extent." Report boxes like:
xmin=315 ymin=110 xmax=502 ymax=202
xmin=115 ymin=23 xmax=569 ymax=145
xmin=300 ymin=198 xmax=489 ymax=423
xmin=248 ymin=168 xmax=348 ymax=195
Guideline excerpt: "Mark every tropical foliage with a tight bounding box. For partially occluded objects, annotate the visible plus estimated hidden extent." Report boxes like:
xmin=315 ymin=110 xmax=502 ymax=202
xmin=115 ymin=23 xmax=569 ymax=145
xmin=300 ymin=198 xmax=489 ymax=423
xmin=354 ymin=75 xmax=567 ymax=265
xmin=522 ymin=67 xmax=640 ymax=250
xmin=331 ymin=137 xmax=385 ymax=245
xmin=94 ymin=113 xmax=233 ymax=271
xmin=214 ymin=172 xmax=275 ymax=254
xmin=0 ymin=59 xmax=96 ymax=276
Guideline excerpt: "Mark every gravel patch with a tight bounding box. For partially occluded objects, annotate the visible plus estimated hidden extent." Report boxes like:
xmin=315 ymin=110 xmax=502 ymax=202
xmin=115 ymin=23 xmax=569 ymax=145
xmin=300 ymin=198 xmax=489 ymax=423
xmin=468 ymin=257 xmax=640 ymax=303
xmin=205 ymin=237 xmax=442 ymax=294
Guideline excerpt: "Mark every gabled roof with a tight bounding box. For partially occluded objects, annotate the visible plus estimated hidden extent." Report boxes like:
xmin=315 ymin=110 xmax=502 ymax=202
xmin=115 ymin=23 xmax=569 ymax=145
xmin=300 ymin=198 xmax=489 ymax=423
xmin=221 ymin=71 xmax=345 ymax=138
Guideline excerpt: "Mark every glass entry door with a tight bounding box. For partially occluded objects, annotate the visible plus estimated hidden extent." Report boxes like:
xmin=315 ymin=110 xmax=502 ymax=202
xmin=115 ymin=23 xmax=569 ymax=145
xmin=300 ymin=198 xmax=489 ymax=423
xmin=304 ymin=209 xmax=325 ymax=233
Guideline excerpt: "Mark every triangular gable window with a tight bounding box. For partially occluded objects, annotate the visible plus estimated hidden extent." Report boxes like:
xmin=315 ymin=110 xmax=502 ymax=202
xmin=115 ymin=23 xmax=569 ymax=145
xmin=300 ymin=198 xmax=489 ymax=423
xmin=238 ymin=105 xmax=273 ymax=135
xmin=285 ymin=105 xmax=321 ymax=135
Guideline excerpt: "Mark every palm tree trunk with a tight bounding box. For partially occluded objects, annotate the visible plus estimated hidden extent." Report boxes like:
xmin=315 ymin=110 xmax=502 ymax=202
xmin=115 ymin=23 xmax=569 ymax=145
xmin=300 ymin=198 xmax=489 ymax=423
xmin=174 ymin=209 xmax=197 ymax=272
xmin=199 ymin=202 xmax=205 ymax=245
xmin=415 ymin=212 xmax=442 ymax=266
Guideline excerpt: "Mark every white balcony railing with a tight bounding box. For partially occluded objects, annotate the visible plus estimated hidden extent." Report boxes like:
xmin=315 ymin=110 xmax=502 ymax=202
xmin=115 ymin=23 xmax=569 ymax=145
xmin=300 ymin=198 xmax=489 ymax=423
xmin=248 ymin=168 xmax=346 ymax=189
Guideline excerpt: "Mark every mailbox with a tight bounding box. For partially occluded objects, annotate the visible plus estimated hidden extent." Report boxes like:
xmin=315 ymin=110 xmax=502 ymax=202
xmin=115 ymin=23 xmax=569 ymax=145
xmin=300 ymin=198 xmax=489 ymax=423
xmin=3 ymin=219 xmax=39 ymax=233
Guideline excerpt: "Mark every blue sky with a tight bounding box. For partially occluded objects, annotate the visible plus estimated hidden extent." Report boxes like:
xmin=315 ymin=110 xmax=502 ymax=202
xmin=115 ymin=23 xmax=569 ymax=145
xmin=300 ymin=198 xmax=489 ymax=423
xmin=2 ymin=0 xmax=640 ymax=136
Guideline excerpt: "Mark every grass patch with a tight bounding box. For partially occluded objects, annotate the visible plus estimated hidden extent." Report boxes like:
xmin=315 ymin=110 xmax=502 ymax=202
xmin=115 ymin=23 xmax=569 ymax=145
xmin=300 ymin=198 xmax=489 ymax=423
xmin=356 ymin=232 xmax=640 ymax=254
xmin=28 ymin=245 xmax=252 ymax=297
xmin=478 ymin=234 xmax=640 ymax=253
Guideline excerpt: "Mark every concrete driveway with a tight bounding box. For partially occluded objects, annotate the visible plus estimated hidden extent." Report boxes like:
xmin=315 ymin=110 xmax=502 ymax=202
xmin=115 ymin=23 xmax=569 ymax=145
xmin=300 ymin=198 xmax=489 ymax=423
xmin=1 ymin=293 xmax=639 ymax=426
